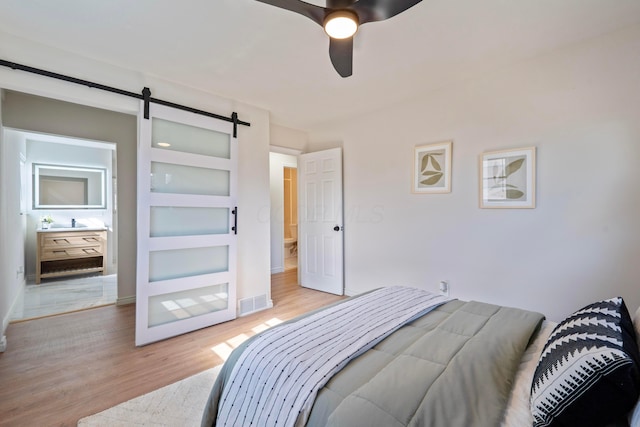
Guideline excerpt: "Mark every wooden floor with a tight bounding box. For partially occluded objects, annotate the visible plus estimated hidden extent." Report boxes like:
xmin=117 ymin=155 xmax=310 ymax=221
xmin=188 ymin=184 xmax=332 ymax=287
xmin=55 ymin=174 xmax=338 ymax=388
xmin=0 ymin=270 xmax=345 ymax=427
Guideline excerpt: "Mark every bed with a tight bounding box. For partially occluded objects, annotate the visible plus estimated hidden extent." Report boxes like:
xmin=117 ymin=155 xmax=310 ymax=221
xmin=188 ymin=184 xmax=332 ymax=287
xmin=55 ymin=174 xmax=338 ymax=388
xmin=201 ymin=287 xmax=640 ymax=427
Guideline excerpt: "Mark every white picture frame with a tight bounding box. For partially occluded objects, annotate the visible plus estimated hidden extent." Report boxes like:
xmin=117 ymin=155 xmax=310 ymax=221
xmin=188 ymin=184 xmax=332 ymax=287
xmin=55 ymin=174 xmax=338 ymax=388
xmin=413 ymin=141 xmax=452 ymax=194
xmin=479 ymin=146 xmax=536 ymax=209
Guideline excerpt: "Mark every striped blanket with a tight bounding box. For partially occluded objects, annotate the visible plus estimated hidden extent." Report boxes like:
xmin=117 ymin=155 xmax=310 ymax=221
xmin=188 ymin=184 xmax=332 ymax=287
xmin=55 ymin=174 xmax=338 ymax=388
xmin=215 ymin=287 xmax=450 ymax=427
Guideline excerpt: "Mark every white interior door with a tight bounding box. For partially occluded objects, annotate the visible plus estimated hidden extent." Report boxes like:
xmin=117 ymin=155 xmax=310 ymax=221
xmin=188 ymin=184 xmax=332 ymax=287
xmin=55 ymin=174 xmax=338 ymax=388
xmin=298 ymin=148 xmax=343 ymax=295
xmin=136 ymin=102 xmax=237 ymax=346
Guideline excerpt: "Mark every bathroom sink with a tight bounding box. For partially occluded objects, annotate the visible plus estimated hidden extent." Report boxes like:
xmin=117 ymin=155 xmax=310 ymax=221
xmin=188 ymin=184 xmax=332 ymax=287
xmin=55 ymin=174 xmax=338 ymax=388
xmin=50 ymin=223 xmax=88 ymax=229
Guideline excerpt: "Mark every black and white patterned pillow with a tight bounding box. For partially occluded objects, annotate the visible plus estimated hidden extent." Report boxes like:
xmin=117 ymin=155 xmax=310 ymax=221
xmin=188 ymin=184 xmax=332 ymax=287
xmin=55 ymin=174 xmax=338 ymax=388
xmin=530 ymin=297 xmax=640 ymax=427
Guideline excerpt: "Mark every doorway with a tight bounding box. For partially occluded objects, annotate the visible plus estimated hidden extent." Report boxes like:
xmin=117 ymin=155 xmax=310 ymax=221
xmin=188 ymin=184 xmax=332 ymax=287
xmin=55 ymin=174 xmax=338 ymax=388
xmin=0 ymin=88 xmax=138 ymax=330
xmin=269 ymin=147 xmax=344 ymax=295
xmin=283 ymin=166 xmax=298 ymax=271
xmin=269 ymin=150 xmax=299 ymax=275
xmin=6 ymin=128 xmax=118 ymax=321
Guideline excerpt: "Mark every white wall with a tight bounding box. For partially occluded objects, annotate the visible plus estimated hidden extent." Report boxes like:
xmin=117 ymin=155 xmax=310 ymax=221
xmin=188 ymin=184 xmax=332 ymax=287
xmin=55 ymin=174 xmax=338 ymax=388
xmin=0 ymin=33 xmax=271 ymax=323
xmin=307 ymin=24 xmax=640 ymax=321
xmin=0 ymin=101 xmax=27 ymax=348
xmin=235 ymin=104 xmax=272 ymax=304
xmin=270 ymin=125 xmax=308 ymax=152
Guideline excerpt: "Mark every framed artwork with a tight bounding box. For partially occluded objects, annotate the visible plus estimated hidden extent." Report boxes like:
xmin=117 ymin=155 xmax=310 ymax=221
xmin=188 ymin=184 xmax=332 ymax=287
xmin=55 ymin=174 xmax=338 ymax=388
xmin=413 ymin=141 xmax=452 ymax=193
xmin=479 ymin=146 xmax=536 ymax=208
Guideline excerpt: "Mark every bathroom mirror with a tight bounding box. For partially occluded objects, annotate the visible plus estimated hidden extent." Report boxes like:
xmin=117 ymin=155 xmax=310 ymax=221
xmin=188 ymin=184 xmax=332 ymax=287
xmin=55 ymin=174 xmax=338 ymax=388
xmin=34 ymin=164 xmax=106 ymax=209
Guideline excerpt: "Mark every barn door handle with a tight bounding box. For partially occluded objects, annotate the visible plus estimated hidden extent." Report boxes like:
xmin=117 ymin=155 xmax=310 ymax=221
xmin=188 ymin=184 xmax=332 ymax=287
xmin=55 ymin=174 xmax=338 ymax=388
xmin=232 ymin=207 xmax=238 ymax=235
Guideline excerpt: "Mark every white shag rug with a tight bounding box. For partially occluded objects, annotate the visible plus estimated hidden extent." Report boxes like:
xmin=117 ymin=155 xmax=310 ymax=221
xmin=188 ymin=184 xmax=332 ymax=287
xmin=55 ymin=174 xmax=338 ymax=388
xmin=78 ymin=366 xmax=221 ymax=427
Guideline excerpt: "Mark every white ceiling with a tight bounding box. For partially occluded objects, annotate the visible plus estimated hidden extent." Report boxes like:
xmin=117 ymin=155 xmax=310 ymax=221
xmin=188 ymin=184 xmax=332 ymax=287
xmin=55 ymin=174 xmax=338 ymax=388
xmin=1 ymin=0 xmax=640 ymax=130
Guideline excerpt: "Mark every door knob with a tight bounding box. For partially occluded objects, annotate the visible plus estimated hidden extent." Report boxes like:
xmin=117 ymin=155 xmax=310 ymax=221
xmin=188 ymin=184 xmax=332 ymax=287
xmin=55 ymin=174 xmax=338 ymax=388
xmin=333 ymin=225 xmax=341 ymax=231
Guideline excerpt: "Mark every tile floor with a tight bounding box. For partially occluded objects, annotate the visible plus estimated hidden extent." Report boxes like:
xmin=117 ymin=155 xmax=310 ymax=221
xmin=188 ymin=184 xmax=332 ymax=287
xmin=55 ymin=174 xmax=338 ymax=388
xmin=10 ymin=274 xmax=117 ymax=321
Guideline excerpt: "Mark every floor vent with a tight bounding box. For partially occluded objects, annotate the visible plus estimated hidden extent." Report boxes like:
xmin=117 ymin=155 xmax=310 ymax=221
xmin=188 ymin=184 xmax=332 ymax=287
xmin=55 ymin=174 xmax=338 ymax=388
xmin=238 ymin=294 xmax=270 ymax=316
xmin=254 ymin=294 xmax=268 ymax=311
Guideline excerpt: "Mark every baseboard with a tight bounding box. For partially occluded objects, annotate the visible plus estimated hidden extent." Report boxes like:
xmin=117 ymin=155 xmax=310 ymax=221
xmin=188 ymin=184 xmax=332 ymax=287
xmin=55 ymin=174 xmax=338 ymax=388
xmin=271 ymin=266 xmax=284 ymax=274
xmin=344 ymin=287 xmax=357 ymax=297
xmin=3 ymin=277 xmax=25 ymax=332
xmin=1 ymin=312 xmax=9 ymax=344
xmin=116 ymin=295 xmax=136 ymax=306
xmin=1 ymin=281 xmax=24 ymax=353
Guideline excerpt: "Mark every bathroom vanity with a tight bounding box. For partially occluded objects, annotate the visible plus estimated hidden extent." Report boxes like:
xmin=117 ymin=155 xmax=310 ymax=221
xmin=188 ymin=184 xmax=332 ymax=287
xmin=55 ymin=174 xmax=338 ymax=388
xmin=36 ymin=227 xmax=107 ymax=284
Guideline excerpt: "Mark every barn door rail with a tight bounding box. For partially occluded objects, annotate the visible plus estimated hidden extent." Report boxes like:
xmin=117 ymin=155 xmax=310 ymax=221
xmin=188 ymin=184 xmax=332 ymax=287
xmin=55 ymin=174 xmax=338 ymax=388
xmin=0 ymin=59 xmax=250 ymax=137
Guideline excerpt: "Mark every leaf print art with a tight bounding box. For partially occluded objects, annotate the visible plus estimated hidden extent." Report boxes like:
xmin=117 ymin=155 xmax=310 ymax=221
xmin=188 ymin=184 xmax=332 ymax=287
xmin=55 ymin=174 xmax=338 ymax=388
xmin=413 ymin=141 xmax=452 ymax=194
xmin=486 ymin=156 xmax=526 ymax=201
xmin=480 ymin=147 xmax=535 ymax=208
xmin=419 ymin=150 xmax=445 ymax=187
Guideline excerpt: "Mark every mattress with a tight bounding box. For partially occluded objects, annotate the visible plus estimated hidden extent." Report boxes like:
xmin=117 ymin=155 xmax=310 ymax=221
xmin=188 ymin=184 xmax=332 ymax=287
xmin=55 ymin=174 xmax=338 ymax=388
xmin=203 ymin=291 xmax=546 ymax=427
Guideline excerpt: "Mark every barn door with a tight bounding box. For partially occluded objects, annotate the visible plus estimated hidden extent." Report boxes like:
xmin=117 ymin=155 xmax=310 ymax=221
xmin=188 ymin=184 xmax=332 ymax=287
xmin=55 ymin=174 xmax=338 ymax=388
xmin=136 ymin=102 xmax=237 ymax=346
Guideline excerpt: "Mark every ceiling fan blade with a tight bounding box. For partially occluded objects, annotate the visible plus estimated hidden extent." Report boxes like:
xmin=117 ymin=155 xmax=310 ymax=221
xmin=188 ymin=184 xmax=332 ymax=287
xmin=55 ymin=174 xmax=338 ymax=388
xmin=351 ymin=0 xmax=422 ymax=24
xmin=329 ymin=37 xmax=353 ymax=78
xmin=255 ymin=0 xmax=326 ymax=26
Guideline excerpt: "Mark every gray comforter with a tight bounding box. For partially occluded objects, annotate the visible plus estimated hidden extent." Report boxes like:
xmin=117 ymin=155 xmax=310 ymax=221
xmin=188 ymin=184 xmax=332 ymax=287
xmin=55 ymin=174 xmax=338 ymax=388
xmin=202 ymin=298 xmax=543 ymax=427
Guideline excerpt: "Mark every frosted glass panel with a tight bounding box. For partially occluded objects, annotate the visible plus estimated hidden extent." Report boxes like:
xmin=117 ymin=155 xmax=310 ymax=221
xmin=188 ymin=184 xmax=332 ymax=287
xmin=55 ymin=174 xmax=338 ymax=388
xmin=151 ymin=162 xmax=229 ymax=196
xmin=148 ymin=283 xmax=229 ymax=327
xmin=149 ymin=246 xmax=229 ymax=282
xmin=152 ymin=118 xmax=230 ymax=159
xmin=150 ymin=207 xmax=229 ymax=237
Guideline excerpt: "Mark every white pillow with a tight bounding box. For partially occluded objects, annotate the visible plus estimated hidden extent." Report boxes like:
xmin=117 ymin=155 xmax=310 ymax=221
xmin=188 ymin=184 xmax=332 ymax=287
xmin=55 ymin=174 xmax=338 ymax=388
xmin=631 ymin=402 xmax=640 ymax=427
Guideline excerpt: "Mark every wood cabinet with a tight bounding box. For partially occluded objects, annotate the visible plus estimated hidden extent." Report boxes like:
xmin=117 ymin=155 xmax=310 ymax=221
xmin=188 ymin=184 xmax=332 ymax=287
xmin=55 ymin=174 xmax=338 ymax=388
xmin=36 ymin=229 xmax=107 ymax=284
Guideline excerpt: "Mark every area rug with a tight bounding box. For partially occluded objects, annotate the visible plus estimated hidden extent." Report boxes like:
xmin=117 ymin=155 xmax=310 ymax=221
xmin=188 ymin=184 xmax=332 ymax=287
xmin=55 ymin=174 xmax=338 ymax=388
xmin=78 ymin=365 xmax=221 ymax=426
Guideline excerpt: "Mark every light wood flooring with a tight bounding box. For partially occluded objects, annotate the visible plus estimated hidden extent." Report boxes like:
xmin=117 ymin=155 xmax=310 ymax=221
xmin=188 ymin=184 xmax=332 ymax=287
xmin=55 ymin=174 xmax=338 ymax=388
xmin=0 ymin=270 xmax=345 ymax=427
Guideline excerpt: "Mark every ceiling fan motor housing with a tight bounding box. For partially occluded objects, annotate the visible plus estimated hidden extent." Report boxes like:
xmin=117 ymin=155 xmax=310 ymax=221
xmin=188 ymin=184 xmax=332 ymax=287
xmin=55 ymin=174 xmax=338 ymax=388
xmin=323 ymin=10 xmax=359 ymax=39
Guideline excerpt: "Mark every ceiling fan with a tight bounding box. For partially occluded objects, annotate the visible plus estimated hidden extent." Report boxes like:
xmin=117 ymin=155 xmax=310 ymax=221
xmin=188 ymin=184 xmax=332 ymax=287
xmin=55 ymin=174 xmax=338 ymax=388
xmin=255 ymin=0 xmax=423 ymax=77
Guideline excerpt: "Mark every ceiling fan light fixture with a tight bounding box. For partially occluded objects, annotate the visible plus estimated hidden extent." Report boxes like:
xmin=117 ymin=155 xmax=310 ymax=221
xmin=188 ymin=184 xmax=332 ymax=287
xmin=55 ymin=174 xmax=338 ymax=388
xmin=324 ymin=10 xmax=358 ymax=39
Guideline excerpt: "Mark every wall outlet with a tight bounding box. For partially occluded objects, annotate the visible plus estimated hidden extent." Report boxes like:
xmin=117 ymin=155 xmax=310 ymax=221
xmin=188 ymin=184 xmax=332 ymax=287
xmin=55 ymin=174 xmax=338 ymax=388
xmin=439 ymin=280 xmax=450 ymax=297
